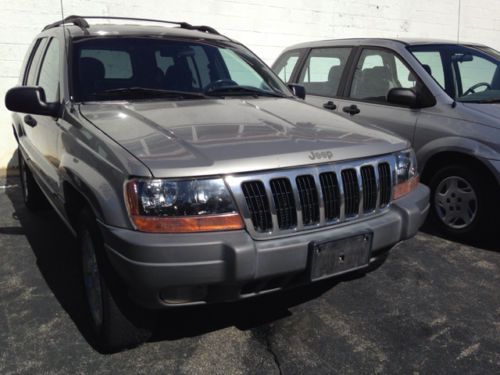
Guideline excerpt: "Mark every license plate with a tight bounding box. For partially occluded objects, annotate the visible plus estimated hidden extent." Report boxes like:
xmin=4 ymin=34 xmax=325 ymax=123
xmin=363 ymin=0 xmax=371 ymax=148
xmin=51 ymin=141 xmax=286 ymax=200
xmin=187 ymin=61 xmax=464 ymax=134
xmin=309 ymin=233 xmax=372 ymax=281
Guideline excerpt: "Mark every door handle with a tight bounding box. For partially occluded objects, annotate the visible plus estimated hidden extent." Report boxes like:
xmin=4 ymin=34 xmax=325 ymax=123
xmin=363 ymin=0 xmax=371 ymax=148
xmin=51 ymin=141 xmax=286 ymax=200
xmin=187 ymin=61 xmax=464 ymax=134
xmin=342 ymin=104 xmax=360 ymax=115
xmin=323 ymin=101 xmax=337 ymax=110
xmin=23 ymin=115 xmax=37 ymax=127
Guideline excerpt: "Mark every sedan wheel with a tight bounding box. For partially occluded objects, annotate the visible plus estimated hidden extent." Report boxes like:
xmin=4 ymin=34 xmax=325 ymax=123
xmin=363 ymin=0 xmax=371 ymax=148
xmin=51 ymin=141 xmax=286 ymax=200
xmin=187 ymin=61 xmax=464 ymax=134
xmin=428 ymin=164 xmax=494 ymax=240
xmin=434 ymin=176 xmax=478 ymax=230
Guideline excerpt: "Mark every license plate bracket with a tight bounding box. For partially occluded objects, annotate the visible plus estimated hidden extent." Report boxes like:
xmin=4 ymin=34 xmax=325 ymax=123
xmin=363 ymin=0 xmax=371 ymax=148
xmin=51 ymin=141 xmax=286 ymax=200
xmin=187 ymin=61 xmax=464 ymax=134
xmin=308 ymin=232 xmax=373 ymax=281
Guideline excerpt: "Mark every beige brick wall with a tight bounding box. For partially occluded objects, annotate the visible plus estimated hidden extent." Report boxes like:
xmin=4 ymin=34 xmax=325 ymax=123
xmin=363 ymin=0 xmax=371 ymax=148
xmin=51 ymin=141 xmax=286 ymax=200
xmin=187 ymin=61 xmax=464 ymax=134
xmin=1 ymin=0 xmax=499 ymax=170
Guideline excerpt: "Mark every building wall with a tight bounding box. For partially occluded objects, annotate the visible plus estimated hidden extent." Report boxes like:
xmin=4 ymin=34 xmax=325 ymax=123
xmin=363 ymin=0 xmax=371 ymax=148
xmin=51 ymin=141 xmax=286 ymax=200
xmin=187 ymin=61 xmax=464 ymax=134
xmin=1 ymin=0 xmax=499 ymax=171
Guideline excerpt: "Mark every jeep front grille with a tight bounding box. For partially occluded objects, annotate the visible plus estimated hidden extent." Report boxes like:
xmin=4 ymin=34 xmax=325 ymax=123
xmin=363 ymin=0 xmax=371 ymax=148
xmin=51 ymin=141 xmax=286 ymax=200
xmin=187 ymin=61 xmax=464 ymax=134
xmin=241 ymin=180 xmax=272 ymax=232
xmin=226 ymin=156 xmax=395 ymax=238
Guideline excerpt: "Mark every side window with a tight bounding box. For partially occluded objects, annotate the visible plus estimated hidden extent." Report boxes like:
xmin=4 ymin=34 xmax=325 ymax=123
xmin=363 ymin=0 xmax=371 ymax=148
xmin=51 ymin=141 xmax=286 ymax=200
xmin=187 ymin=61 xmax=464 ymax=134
xmin=455 ymin=54 xmax=497 ymax=96
xmin=273 ymin=51 xmax=301 ymax=82
xmin=25 ymin=38 xmax=47 ymax=85
xmin=412 ymin=51 xmax=445 ymax=88
xmin=37 ymin=38 xmax=60 ymax=103
xmin=298 ymin=47 xmax=351 ymax=97
xmin=80 ymin=49 xmax=133 ymax=79
xmin=350 ymin=49 xmax=416 ymax=103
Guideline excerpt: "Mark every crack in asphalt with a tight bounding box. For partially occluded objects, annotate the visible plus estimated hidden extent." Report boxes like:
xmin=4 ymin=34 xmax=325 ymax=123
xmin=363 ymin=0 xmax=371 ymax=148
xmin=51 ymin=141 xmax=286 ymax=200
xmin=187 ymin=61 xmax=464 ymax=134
xmin=252 ymin=325 xmax=283 ymax=375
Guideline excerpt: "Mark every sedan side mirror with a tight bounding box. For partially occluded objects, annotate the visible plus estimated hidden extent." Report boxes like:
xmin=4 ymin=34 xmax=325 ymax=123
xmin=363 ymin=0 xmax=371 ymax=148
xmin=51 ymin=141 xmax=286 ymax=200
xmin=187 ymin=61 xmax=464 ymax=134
xmin=5 ymin=86 xmax=60 ymax=117
xmin=288 ymin=84 xmax=306 ymax=99
xmin=387 ymin=88 xmax=419 ymax=108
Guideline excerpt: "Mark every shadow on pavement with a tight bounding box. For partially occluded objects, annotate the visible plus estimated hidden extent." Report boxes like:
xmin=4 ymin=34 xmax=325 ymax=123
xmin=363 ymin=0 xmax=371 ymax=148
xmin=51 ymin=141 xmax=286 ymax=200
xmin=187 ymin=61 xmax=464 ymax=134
xmin=420 ymin=222 xmax=499 ymax=252
xmin=3 ymin=161 xmax=349 ymax=352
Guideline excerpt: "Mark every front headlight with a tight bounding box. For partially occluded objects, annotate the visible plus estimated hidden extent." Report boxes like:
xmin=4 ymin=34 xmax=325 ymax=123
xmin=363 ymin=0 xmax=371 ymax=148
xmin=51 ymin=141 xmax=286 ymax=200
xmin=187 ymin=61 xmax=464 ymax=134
xmin=393 ymin=149 xmax=419 ymax=200
xmin=125 ymin=178 xmax=243 ymax=233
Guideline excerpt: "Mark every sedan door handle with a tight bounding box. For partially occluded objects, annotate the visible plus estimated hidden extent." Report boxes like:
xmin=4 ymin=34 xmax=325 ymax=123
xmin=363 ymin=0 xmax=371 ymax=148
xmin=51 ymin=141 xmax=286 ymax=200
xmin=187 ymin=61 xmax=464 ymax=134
xmin=23 ymin=115 xmax=37 ymax=127
xmin=323 ymin=101 xmax=337 ymax=110
xmin=342 ymin=104 xmax=360 ymax=115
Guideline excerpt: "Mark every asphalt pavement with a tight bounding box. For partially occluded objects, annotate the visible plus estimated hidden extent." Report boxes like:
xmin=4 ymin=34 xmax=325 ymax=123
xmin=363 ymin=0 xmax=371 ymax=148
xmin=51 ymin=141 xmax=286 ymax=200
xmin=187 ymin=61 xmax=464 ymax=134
xmin=0 ymin=176 xmax=499 ymax=374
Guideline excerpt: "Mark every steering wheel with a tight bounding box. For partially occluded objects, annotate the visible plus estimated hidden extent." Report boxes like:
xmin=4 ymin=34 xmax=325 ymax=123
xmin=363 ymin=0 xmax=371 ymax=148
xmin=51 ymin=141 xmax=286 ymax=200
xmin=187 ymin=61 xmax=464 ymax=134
xmin=204 ymin=79 xmax=238 ymax=93
xmin=463 ymin=82 xmax=491 ymax=96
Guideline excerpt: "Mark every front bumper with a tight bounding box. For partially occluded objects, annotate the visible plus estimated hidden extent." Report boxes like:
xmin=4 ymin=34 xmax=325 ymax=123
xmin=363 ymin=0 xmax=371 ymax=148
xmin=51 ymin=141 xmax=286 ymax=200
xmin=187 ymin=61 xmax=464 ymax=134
xmin=100 ymin=183 xmax=429 ymax=308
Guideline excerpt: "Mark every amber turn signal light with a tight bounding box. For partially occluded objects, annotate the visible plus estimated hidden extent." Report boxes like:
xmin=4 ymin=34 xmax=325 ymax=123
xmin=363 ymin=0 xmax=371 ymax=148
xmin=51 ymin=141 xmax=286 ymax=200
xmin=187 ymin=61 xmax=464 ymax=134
xmin=392 ymin=175 xmax=419 ymax=200
xmin=130 ymin=213 xmax=244 ymax=233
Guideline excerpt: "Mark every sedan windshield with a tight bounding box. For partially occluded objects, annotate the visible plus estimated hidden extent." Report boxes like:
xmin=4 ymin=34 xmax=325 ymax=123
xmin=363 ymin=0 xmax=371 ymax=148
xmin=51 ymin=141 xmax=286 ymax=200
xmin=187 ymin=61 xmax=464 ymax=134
xmin=409 ymin=45 xmax=500 ymax=103
xmin=72 ymin=37 xmax=290 ymax=102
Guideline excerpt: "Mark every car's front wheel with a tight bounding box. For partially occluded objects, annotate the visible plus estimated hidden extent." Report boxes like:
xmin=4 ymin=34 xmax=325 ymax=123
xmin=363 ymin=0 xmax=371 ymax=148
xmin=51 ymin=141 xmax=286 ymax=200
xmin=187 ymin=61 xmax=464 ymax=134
xmin=78 ymin=208 xmax=153 ymax=352
xmin=428 ymin=164 xmax=493 ymax=240
xmin=18 ymin=149 xmax=47 ymax=210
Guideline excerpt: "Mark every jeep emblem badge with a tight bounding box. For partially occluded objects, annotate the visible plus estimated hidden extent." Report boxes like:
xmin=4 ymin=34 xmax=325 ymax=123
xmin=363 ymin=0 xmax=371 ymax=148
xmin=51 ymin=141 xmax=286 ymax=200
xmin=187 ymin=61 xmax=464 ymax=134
xmin=308 ymin=151 xmax=333 ymax=160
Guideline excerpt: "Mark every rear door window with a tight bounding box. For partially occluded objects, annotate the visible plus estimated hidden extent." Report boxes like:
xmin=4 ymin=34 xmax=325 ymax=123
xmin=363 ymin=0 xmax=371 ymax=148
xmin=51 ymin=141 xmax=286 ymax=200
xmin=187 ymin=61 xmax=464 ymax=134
xmin=273 ymin=50 xmax=301 ymax=82
xmin=25 ymin=38 xmax=47 ymax=85
xmin=298 ymin=48 xmax=351 ymax=96
xmin=37 ymin=38 xmax=60 ymax=103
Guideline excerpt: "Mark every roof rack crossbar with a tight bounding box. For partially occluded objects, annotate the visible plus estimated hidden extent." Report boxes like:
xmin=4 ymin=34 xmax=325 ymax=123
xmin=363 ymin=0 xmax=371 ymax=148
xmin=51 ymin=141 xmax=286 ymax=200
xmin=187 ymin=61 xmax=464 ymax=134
xmin=42 ymin=15 xmax=89 ymax=31
xmin=42 ymin=15 xmax=220 ymax=35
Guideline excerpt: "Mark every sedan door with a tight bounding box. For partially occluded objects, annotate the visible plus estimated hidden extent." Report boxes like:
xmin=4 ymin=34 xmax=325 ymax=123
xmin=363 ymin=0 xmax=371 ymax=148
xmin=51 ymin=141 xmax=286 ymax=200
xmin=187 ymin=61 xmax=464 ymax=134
xmin=332 ymin=47 xmax=422 ymax=143
xmin=293 ymin=47 xmax=353 ymax=110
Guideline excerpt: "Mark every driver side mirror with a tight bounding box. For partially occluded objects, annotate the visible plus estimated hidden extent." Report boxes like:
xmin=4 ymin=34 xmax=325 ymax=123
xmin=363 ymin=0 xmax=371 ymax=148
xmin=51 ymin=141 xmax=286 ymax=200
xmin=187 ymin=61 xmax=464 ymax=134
xmin=387 ymin=88 xmax=419 ymax=108
xmin=288 ymin=84 xmax=306 ymax=99
xmin=5 ymin=86 xmax=60 ymax=117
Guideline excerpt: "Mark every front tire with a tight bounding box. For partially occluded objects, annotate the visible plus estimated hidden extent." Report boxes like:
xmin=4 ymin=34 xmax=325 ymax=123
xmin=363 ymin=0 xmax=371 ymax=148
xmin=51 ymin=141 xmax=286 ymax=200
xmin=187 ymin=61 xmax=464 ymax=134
xmin=18 ymin=149 xmax=47 ymax=210
xmin=78 ymin=208 xmax=152 ymax=352
xmin=428 ymin=164 xmax=492 ymax=240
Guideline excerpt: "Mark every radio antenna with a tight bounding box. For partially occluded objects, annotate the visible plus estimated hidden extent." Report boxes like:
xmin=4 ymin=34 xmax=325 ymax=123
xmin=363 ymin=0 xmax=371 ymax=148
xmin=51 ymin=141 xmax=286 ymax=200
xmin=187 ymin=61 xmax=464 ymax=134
xmin=456 ymin=0 xmax=461 ymax=44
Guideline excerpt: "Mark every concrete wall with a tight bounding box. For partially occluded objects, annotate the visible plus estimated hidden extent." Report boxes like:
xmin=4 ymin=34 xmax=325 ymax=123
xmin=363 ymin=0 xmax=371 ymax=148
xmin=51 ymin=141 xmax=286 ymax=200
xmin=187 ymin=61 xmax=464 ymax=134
xmin=1 ymin=0 xmax=499 ymax=171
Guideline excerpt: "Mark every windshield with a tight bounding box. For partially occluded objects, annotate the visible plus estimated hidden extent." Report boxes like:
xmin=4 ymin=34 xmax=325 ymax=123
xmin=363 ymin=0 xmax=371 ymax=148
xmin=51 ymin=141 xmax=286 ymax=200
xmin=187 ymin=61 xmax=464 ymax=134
xmin=71 ymin=37 xmax=291 ymax=101
xmin=409 ymin=45 xmax=500 ymax=103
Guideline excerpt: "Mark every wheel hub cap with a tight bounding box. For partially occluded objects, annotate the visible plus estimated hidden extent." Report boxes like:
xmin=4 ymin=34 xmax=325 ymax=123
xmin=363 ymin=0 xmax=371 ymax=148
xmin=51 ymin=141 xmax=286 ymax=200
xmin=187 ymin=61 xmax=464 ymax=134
xmin=434 ymin=176 xmax=477 ymax=229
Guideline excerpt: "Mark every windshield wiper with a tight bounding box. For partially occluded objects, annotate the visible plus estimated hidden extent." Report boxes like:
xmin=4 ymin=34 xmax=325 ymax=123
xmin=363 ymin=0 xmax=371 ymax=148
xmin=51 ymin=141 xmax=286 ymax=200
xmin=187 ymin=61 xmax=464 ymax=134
xmin=205 ymin=86 xmax=287 ymax=98
xmin=92 ymin=87 xmax=208 ymax=99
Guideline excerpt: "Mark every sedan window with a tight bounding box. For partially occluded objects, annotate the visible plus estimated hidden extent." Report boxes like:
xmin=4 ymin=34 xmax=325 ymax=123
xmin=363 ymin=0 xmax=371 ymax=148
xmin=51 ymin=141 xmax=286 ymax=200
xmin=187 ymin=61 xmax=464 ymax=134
xmin=298 ymin=47 xmax=351 ymax=97
xmin=349 ymin=49 xmax=416 ymax=103
xmin=412 ymin=51 xmax=445 ymax=88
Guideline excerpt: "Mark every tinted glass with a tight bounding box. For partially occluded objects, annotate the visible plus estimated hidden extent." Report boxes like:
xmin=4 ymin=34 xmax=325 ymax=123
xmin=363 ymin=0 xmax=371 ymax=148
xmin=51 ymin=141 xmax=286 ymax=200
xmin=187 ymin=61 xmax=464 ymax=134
xmin=72 ymin=38 xmax=290 ymax=101
xmin=25 ymin=38 xmax=47 ymax=86
xmin=37 ymin=38 xmax=60 ymax=102
xmin=350 ymin=49 xmax=415 ymax=103
xmin=81 ymin=49 xmax=133 ymax=78
xmin=273 ymin=51 xmax=300 ymax=82
xmin=298 ymin=48 xmax=351 ymax=96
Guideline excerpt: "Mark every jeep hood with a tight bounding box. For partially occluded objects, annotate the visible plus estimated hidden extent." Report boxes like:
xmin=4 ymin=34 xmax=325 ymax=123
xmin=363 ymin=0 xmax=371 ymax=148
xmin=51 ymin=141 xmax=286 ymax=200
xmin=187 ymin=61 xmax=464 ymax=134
xmin=79 ymin=98 xmax=408 ymax=178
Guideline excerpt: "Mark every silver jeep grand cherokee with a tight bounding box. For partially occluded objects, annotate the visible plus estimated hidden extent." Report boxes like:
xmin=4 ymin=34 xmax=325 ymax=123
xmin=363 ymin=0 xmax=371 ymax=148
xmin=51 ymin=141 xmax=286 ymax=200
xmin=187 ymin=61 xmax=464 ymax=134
xmin=5 ymin=16 xmax=429 ymax=351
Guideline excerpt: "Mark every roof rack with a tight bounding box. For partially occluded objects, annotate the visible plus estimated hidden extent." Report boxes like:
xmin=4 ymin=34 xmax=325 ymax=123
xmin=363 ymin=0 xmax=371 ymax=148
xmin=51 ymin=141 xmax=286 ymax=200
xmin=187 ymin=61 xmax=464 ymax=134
xmin=42 ymin=15 xmax=220 ymax=35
